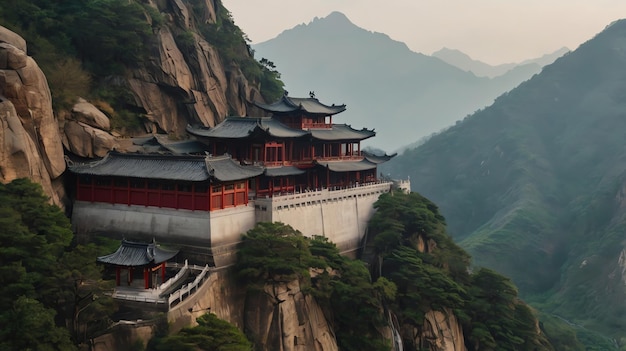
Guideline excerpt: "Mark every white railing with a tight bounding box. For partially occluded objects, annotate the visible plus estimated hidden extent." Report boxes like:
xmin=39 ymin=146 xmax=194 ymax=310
xmin=168 ymin=264 xmax=211 ymax=308
xmin=158 ymin=260 xmax=189 ymax=293
xmin=255 ymin=181 xmax=392 ymax=211
xmin=111 ymin=292 xmax=165 ymax=304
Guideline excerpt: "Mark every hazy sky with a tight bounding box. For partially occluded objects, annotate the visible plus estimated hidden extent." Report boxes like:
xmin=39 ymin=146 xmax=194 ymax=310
xmin=221 ymin=0 xmax=626 ymax=65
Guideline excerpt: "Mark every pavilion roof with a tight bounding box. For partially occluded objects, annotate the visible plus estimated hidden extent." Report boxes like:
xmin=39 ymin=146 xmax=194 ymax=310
xmin=68 ymin=151 xmax=263 ymax=182
xmin=97 ymin=240 xmax=179 ymax=267
xmin=254 ymin=95 xmax=346 ymax=115
xmin=187 ymin=117 xmax=309 ymax=139
xmin=363 ymin=151 xmax=397 ymax=164
xmin=188 ymin=119 xmax=374 ymax=142
xmin=206 ymin=154 xmax=265 ymax=181
xmin=310 ymin=124 xmax=375 ymax=141
xmin=315 ymin=159 xmax=378 ymax=172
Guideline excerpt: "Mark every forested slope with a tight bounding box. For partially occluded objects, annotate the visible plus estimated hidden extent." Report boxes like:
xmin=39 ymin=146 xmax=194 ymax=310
xmin=383 ymin=19 xmax=626 ymax=344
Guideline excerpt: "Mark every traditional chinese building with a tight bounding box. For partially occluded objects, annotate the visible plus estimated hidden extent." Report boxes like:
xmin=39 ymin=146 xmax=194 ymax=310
xmin=70 ymin=94 xmax=404 ymax=267
xmin=97 ymin=239 xmax=179 ymax=289
xmin=187 ymin=93 xmax=394 ymax=197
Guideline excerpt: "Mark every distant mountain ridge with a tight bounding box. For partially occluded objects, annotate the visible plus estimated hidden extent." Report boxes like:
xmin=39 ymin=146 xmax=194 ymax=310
xmin=382 ymin=18 xmax=626 ymax=346
xmin=432 ymin=47 xmax=569 ymax=78
xmin=254 ymin=11 xmax=564 ymax=152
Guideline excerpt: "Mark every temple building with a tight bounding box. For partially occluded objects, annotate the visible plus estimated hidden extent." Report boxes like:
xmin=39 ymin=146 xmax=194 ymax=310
xmin=97 ymin=239 xmax=179 ymax=289
xmin=69 ymin=94 xmax=404 ymax=267
xmin=187 ymin=93 xmax=395 ymax=197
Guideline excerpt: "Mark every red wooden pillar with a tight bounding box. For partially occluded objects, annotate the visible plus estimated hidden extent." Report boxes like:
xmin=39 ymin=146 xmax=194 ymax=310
xmin=115 ymin=267 xmax=121 ymax=286
xmin=245 ymin=180 xmax=249 ymax=204
xmin=127 ymin=267 xmax=133 ymax=286
xmin=263 ymin=143 xmax=267 ymax=163
xmin=221 ymin=185 xmax=224 ymax=209
xmin=143 ymin=267 xmax=149 ymax=289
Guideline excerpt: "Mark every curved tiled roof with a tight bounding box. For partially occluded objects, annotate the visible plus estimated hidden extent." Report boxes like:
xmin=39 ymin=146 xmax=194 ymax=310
xmin=68 ymin=151 xmax=263 ymax=182
xmin=187 ymin=118 xmax=309 ymax=139
xmin=363 ymin=151 xmax=397 ymax=164
xmin=255 ymin=95 xmax=346 ymax=115
xmin=310 ymin=124 xmax=375 ymax=141
xmin=97 ymin=240 xmax=179 ymax=267
xmin=69 ymin=152 xmax=211 ymax=181
xmin=315 ymin=159 xmax=378 ymax=172
xmin=189 ymin=119 xmax=373 ymax=142
xmin=205 ymin=155 xmax=264 ymax=181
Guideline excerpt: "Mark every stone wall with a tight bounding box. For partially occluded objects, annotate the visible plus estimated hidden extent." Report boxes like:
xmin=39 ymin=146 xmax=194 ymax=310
xmin=72 ymin=182 xmax=392 ymax=267
xmin=255 ymin=182 xmax=392 ymax=253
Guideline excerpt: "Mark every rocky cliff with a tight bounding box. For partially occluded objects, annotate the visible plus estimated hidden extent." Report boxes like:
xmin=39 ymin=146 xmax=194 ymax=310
xmin=124 ymin=0 xmax=263 ymax=134
xmin=0 ymin=0 xmax=266 ymax=204
xmin=0 ymin=29 xmax=65 ymax=205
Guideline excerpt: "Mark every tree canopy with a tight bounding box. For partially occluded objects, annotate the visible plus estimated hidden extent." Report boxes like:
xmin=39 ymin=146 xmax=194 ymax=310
xmin=0 ymin=178 xmax=114 ymax=349
xmin=149 ymin=313 xmax=252 ymax=351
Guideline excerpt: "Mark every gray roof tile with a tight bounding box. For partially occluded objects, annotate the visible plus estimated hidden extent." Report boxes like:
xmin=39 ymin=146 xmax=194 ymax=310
xmin=255 ymin=95 xmax=346 ymax=115
xmin=97 ymin=240 xmax=179 ymax=266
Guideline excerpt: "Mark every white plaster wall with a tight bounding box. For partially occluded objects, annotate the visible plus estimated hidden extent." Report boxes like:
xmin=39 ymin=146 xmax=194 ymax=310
xmin=72 ymin=202 xmax=211 ymax=244
xmin=72 ymin=182 xmax=391 ymax=267
xmin=254 ymin=182 xmax=391 ymax=253
xmin=72 ymin=202 xmax=256 ymax=266
xmin=208 ymin=205 xmax=256 ymax=266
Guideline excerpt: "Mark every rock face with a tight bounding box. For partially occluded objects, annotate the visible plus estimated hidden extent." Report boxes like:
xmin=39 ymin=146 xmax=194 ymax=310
xmin=0 ymin=0 xmax=266 ymax=203
xmin=124 ymin=1 xmax=263 ymax=135
xmin=411 ymin=309 xmax=467 ymax=351
xmin=0 ymin=29 xmax=65 ymax=205
xmin=63 ymin=98 xmax=117 ymax=158
xmin=245 ymin=279 xmax=338 ymax=351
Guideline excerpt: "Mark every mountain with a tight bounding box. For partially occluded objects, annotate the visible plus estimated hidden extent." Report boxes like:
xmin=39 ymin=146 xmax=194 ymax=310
xmin=382 ymin=19 xmax=626 ymax=343
xmin=432 ymin=47 xmax=569 ymax=78
xmin=253 ymin=11 xmax=557 ymax=152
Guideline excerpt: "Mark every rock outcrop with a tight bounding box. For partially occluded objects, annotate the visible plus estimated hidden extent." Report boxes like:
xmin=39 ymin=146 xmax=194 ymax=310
xmin=123 ymin=1 xmax=263 ymax=135
xmin=0 ymin=0 xmax=266 ymax=203
xmin=409 ymin=309 xmax=466 ymax=351
xmin=0 ymin=29 xmax=65 ymax=205
xmin=245 ymin=279 xmax=338 ymax=351
xmin=63 ymin=98 xmax=117 ymax=158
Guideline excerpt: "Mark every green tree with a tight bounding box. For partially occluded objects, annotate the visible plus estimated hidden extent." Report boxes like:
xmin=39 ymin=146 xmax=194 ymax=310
xmin=0 ymin=178 xmax=114 ymax=348
xmin=463 ymin=268 xmax=553 ymax=351
xmin=237 ymin=222 xmax=313 ymax=285
xmin=0 ymin=296 xmax=76 ymax=351
xmin=150 ymin=313 xmax=252 ymax=351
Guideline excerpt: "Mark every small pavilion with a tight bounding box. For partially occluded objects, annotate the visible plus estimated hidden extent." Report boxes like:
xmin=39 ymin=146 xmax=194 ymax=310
xmin=97 ymin=239 xmax=179 ymax=289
